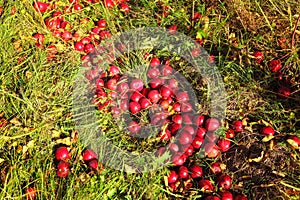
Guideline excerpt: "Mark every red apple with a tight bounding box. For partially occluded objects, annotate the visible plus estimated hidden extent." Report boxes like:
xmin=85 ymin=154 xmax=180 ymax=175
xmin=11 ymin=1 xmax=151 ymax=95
xmin=221 ymin=191 xmax=233 ymax=200
xmin=161 ymin=65 xmax=173 ymax=76
xmin=217 ymin=174 xmax=232 ymax=190
xmin=55 ymin=147 xmax=70 ymax=161
xmin=196 ymin=127 xmax=207 ymax=138
xmin=260 ymin=126 xmax=275 ymax=136
xmin=277 ymin=86 xmax=291 ymax=97
xmin=130 ymin=78 xmax=144 ymax=91
xmin=204 ymin=143 xmax=220 ymax=158
xmin=74 ymin=41 xmax=84 ymax=51
xmin=172 ymin=102 xmax=181 ymax=112
xmin=179 ymin=132 xmax=193 ymax=145
xmin=234 ymin=195 xmax=248 ymax=200
xmin=268 ymin=60 xmax=282 ymax=72
xmin=169 ymin=123 xmax=182 ymax=135
xmin=192 ymin=136 xmax=203 ymax=149
xmin=168 ymin=25 xmax=177 ymax=35
xmin=120 ymin=3 xmax=130 ymax=13
xmin=97 ymin=19 xmax=107 ymax=29
xmin=104 ymin=0 xmax=115 ymax=8
xmin=150 ymin=57 xmax=160 ymax=68
xmin=147 ymin=90 xmax=161 ymax=103
xmin=147 ymin=68 xmax=160 ymax=78
xmin=178 ymin=166 xmax=189 ymax=179
xmin=189 ymin=164 xmax=203 ymax=178
xmin=139 ymin=97 xmax=151 ymax=109
xmin=84 ymin=43 xmax=95 ymax=54
xmin=232 ymin=120 xmax=243 ymax=132
xmin=172 ymin=154 xmax=187 ymax=166
xmin=57 ymin=161 xmax=70 ymax=178
xmin=168 ymin=170 xmax=178 ymax=184
xmin=226 ymin=129 xmax=235 ymax=139
xmin=217 ymin=138 xmax=231 ymax=152
xmin=88 ymin=159 xmax=99 ymax=171
xmin=176 ymin=91 xmax=189 ymax=103
xmin=106 ymin=78 xmax=118 ymax=91
xmin=61 ymin=31 xmax=72 ymax=41
xmin=183 ymin=145 xmax=194 ymax=156
xmin=169 ymin=143 xmax=180 ymax=154
xmin=158 ymin=129 xmax=171 ymax=141
xmin=34 ymin=1 xmax=49 ymax=13
xmin=130 ymin=91 xmax=143 ymax=102
xmin=194 ymin=115 xmax=205 ymax=126
xmin=198 ymin=179 xmax=214 ymax=192
xmin=253 ymin=51 xmax=263 ymax=64
xmin=129 ymin=101 xmax=141 ymax=114
xmin=205 ymin=118 xmax=220 ymax=132
xmin=210 ymin=162 xmax=222 ymax=174
xmin=128 ymin=121 xmax=141 ymax=133
xmin=172 ymin=114 xmax=182 ymax=124
xmin=82 ymin=149 xmax=97 ymax=162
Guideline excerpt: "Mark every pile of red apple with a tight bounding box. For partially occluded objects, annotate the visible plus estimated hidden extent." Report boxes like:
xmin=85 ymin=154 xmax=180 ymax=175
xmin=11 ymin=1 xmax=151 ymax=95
xmin=32 ymin=0 xmax=130 ymax=61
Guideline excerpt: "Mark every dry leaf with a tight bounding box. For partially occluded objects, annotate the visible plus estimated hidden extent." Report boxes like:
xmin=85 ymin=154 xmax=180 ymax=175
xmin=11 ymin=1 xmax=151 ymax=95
xmin=10 ymin=117 xmax=22 ymax=126
xmin=56 ymin=137 xmax=71 ymax=146
xmin=249 ymin=151 xmax=264 ymax=163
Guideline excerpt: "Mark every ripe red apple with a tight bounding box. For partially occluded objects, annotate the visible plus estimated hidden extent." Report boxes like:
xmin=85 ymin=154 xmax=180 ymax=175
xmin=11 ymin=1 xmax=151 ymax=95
xmin=147 ymin=90 xmax=161 ymax=103
xmin=169 ymin=123 xmax=182 ymax=135
xmin=99 ymin=30 xmax=111 ymax=39
xmin=172 ymin=114 xmax=182 ymax=124
xmin=26 ymin=187 xmax=36 ymax=200
xmin=221 ymin=191 xmax=233 ymax=200
xmin=104 ymin=0 xmax=115 ymax=8
xmin=130 ymin=78 xmax=144 ymax=91
xmin=148 ymin=78 xmax=163 ymax=89
xmin=139 ymin=97 xmax=151 ymax=109
xmin=57 ymin=161 xmax=70 ymax=178
xmin=84 ymin=43 xmax=95 ymax=54
xmin=194 ymin=115 xmax=205 ymax=126
xmin=106 ymin=78 xmax=118 ymax=91
xmin=168 ymin=143 xmax=180 ymax=154
xmin=130 ymin=91 xmax=143 ymax=102
xmin=168 ymin=170 xmax=178 ymax=184
xmin=204 ymin=143 xmax=220 ymax=158
xmin=268 ymin=59 xmax=282 ymax=72
xmin=172 ymin=102 xmax=181 ymax=112
xmin=189 ymin=164 xmax=203 ymax=178
xmin=193 ymin=12 xmax=201 ymax=21
xmin=178 ymin=166 xmax=189 ymax=179
xmin=176 ymin=91 xmax=189 ymax=103
xmin=82 ymin=149 xmax=98 ymax=162
xmin=147 ymin=68 xmax=160 ymax=78
xmin=150 ymin=57 xmax=160 ymax=68
xmin=119 ymin=99 xmax=129 ymax=110
xmin=120 ymin=3 xmax=130 ymax=13
xmin=97 ymin=19 xmax=107 ymax=29
xmin=192 ymin=136 xmax=203 ymax=149
xmin=161 ymin=65 xmax=173 ymax=76
xmin=158 ymin=129 xmax=171 ymax=141
xmin=172 ymin=154 xmax=187 ymax=166
xmin=168 ymin=78 xmax=178 ymax=90
xmin=205 ymin=118 xmax=220 ymax=132
xmin=128 ymin=121 xmax=141 ymax=133
xmin=287 ymin=135 xmax=300 ymax=149
xmin=226 ymin=129 xmax=235 ymax=139
xmin=108 ymin=65 xmax=120 ymax=76
xmin=179 ymin=132 xmax=193 ymax=145
xmin=210 ymin=162 xmax=222 ymax=174
xmin=217 ymin=174 xmax=232 ymax=190
xmin=181 ymin=102 xmax=193 ymax=113
xmin=33 ymin=33 xmax=45 ymax=47
xmin=61 ymin=31 xmax=72 ymax=41
xmin=253 ymin=51 xmax=263 ymax=64
xmin=88 ymin=159 xmax=99 ymax=171
xmin=232 ymin=120 xmax=243 ymax=132
xmin=260 ymin=126 xmax=275 ymax=136
xmin=183 ymin=145 xmax=194 ymax=156
xmin=55 ymin=147 xmax=70 ymax=161
xmin=196 ymin=127 xmax=207 ymax=138
xmin=34 ymin=2 xmax=49 ymax=13
xmin=198 ymin=179 xmax=214 ymax=192
xmin=74 ymin=4 xmax=83 ymax=10
xmin=168 ymin=25 xmax=177 ymax=35
xmin=129 ymin=101 xmax=141 ymax=114
xmin=217 ymin=138 xmax=231 ymax=152
xmin=74 ymin=41 xmax=84 ymax=51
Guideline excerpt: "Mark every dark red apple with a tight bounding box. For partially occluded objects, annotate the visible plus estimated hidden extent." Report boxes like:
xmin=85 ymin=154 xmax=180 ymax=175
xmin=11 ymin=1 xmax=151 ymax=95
xmin=277 ymin=85 xmax=291 ymax=97
xmin=169 ymin=123 xmax=182 ymax=135
xmin=194 ymin=115 xmax=205 ymax=126
xmin=160 ymin=86 xmax=173 ymax=98
xmin=217 ymin=138 xmax=231 ymax=152
xmin=147 ymin=90 xmax=161 ymax=103
xmin=217 ymin=174 xmax=232 ymax=190
xmin=253 ymin=51 xmax=263 ymax=64
xmin=232 ymin=120 xmax=243 ymax=132
xmin=204 ymin=143 xmax=220 ymax=158
xmin=147 ymin=68 xmax=160 ymax=78
xmin=205 ymin=196 xmax=220 ymax=200
xmin=129 ymin=101 xmax=141 ymax=114
xmin=183 ymin=145 xmax=194 ymax=156
xmin=181 ymin=102 xmax=193 ymax=113
xmin=168 ymin=78 xmax=178 ymax=90
xmin=168 ymin=170 xmax=178 ymax=184
xmin=210 ymin=162 xmax=222 ymax=174
xmin=268 ymin=60 xmax=281 ymax=72
xmin=139 ymin=97 xmax=151 ymax=109
xmin=178 ymin=166 xmax=189 ymax=179
xmin=57 ymin=161 xmax=70 ymax=178
xmin=205 ymin=118 xmax=220 ymax=132
xmin=150 ymin=57 xmax=160 ymax=68
xmin=161 ymin=65 xmax=173 ymax=76
xmin=287 ymin=135 xmax=300 ymax=149
xmin=172 ymin=114 xmax=182 ymax=124
xmin=74 ymin=41 xmax=84 ymax=51
xmin=128 ymin=121 xmax=141 ymax=133
xmin=221 ymin=191 xmax=233 ymax=200
xmin=106 ymin=78 xmax=118 ymax=91
xmin=176 ymin=91 xmax=189 ymax=103
xmin=88 ymin=159 xmax=99 ymax=171
xmin=196 ymin=127 xmax=207 ymax=138
xmin=172 ymin=154 xmax=187 ymax=166
xmin=234 ymin=195 xmax=248 ymax=200
xmin=198 ymin=179 xmax=214 ymax=192
xmin=130 ymin=78 xmax=144 ymax=91
xmin=82 ymin=149 xmax=98 ymax=162
xmin=192 ymin=136 xmax=203 ymax=149
xmin=172 ymin=102 xmax=181 ymax=112
xmin=189 ymin=164 xmax=203 ymax=178
xmin=260 ymin=126 xmax=275 ymax=136
xmin=158 ymin=129 xmax=171 ymax=141
xmin=34 ymin=2 xmax=49 ymax=13
xmin=55 ymin=147 xmax=70 ymax=161
xmin=148 ymin=78 xmax=163 ymax=89
xmin=179 ymin=132 xmax=193 ymax=145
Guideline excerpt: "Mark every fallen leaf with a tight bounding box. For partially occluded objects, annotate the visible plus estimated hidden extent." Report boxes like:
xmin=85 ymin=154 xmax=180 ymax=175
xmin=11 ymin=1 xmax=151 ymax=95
xmin=10 ymin=117 xmax=22 ymax=126
xmin=56 ymin=137 xmax=71 ymax=146
xmin=249 ymin=151 xmax=264 ymax=163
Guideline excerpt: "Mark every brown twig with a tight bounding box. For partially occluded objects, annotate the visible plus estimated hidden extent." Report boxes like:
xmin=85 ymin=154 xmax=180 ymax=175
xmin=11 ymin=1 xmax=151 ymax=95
xmin=291 ymin=15 xmax=300 ymax=50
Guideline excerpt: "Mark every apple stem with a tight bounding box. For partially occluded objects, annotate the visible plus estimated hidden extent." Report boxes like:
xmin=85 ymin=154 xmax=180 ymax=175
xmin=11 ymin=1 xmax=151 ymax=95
xmin=291 ymin=15 xmax=300 ymax=50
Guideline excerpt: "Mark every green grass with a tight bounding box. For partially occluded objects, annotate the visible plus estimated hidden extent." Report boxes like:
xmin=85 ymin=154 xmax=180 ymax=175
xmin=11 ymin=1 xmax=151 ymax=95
xmin=0 ymin=0 xmax=299 ymax=199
